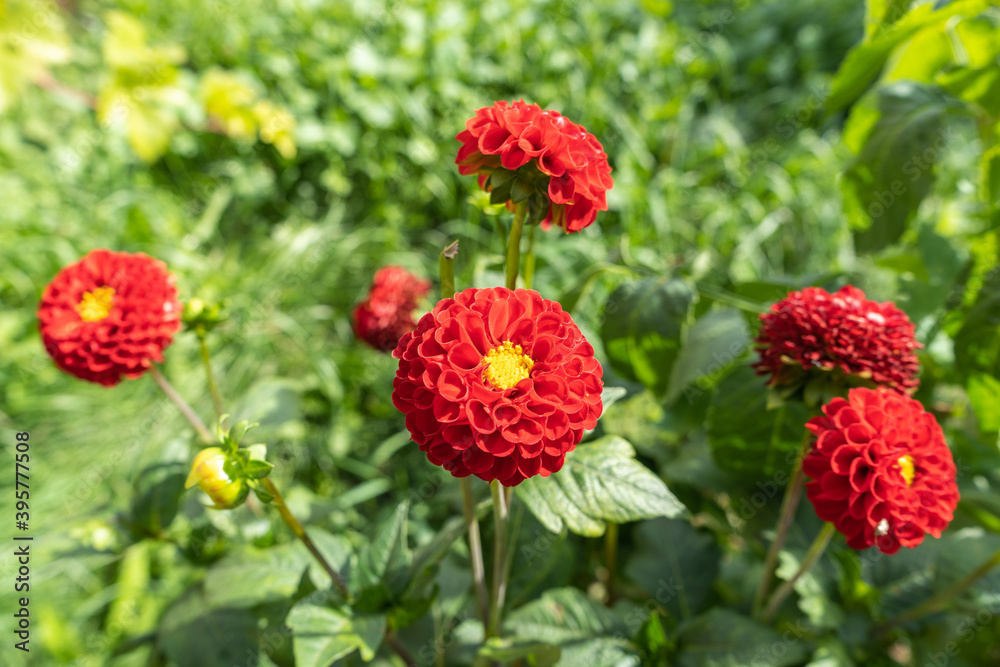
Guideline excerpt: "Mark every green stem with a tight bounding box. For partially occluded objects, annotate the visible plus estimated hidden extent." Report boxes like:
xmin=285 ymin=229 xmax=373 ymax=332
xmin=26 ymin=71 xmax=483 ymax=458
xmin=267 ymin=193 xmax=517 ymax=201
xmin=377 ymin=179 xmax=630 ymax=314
xmin=505 ymin=203 xmax=527 ymax=290
xmin=882 ymin=545 xmax=1000 ymax=629
xmin=461 ymin=477 xmax=489 ymax=626
xmin=262 ymin=477 xmax=351 ymax=601
xmin=440 ymin=241 xmax=458 ymax=298
xmin=149 ymin=365 xmax=214 ymax=445
xmin=752 ymin=429 xmax=812 ymax=619
xmin=198 ymin=330 xmax=225 ymax=418
xmin=523 ymin=224 xmax=536 ymax=290
xmin=486 ymin=480 xmax=509 ymax=638
xmin=762 ymin=522 xmax=836 ymax=623
xmin=605 ymin=522 xmax=619 ymax=606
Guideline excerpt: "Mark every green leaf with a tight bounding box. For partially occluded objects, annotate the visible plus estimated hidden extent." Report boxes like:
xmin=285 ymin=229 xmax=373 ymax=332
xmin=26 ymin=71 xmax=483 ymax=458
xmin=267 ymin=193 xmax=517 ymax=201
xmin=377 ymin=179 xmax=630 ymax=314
xmin=665 ymin=308 xmax=750 ymax=405
xmin=980 ymin=142 xmax=1000 ymax=228
xmin=241 ymin=458 xmax=274 ymax=479
xmin=503 ymin=588 xmax=640 ymax=667
xmin=129 ymin=463 xmax=186 ymax=536
xmin=286 ymin=604 xmax=386 ymax=666
xmin=674 ymin=608 xmax=810 ymax=667
xmin=476 ymin=638 xmax=561 ymax=667
xmin=864 ymin=0 xmax=911 ymax=39
xmin=635 ymin=612 xmax=671 ymax=665
xmin=706 ymin=365 xmax=812 ymax=479
xmin=353 ymin=502 xmax=411 ymax=604
xmin=159 ymin=587 xmax=261 ymax=667
xmin=600 ymin=278 xmax=695 ymax=396
xmin=955 ymin=269 xmax=1000 ymax=381
xmin=516 ymin=436 xmax=688 ymax=537
xmin=625 ymin=518 xmax=720 ymax=622
xmin=306 ymin=528 xmax=354 ymax=592
xmin=967 ymin=373 xmax=1000 ymax=434
xmin=842 ymin=82 xmax=961 ymax=253
xmin=204 ymin=542 xmax=311 ymax=608
xmin=827 ymin=0 xmax=990 ymax=113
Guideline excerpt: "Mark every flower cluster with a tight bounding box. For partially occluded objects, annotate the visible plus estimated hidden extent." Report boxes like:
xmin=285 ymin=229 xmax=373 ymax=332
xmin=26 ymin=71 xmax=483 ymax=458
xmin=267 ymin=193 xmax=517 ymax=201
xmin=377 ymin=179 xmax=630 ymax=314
xmin=353 ymin=266 xmax=431 ymax=353
xmin=391 ymin=287 xmax=603 ymax=486
xmin=37 ymin=249 xmax=182 ymax=386
xmin=803 ymin=388 xmax=959 ymax=554
xmin=456 ymin=100 xmax=613 ymax=233
xmin=754 ymin=285 xmax=920 ymax=394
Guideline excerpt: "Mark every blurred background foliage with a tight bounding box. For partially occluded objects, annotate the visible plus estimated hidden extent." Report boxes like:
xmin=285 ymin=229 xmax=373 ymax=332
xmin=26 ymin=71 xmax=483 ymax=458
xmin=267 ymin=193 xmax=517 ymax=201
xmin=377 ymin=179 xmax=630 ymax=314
xmin=3 ymin=0 xmax=1000 ymax=665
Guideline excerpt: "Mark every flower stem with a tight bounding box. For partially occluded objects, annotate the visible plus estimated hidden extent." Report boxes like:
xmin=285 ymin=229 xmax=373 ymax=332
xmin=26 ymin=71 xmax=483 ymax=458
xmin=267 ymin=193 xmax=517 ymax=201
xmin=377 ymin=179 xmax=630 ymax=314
xmin=149 ymin=365 xmax=214 ymax=445
xmin=762 ymin=522 xmax=835 ymax=623
xmin=752 ymin=428 xmax=812 ymax=619
xmin=604 ymin=522 xmax=619 ymax=606
xmin=882 ymin=545 xmax=1000 ymax=630
xmin=197 ymin=330 xmax=225 ymax=418
xmin=440 ymin=241 xmax=459 ymax=298
xmin=486 ymin=479 xmax=509 ymax=639
xmin=523 ymin=224 xmax=536 ymax=290
xmin=461 ymin=477 xmax=489 ymax=626
xmin=505 ymin=203 xmax=527 ymax=290
xmin=262 ymin=477 xmax=351 ymax=600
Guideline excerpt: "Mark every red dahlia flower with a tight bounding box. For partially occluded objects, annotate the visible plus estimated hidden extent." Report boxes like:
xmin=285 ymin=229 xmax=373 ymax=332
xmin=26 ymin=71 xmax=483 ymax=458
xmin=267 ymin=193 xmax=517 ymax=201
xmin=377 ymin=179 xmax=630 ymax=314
xmin=754 ymin=285 xmax=920 ymax=395
xmin=391 ymin=287 xmax=603 ymax=486
xmin=353 ymin=266 xmax=431 ymax=353
xmin=803 ymin=388 xmax=958 ymax=554
xmin=456 ymin=100 xmax=613 ymax=233
xmin=37 ymin=249 xmax=182 ymax=387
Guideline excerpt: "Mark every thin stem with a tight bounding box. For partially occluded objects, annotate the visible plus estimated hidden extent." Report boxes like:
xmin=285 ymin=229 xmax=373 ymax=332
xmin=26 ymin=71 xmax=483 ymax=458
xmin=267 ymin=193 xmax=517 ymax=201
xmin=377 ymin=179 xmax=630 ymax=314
xmin=882 ymin=545 xmax=1000 ymax=629
xmin=486 ymin=480 xmax=509 ymax=638
xmin=149 ymin=365 xmax=214 ymax=445
xmin=762 ymin=522 xmax=836 ymax=623
xmin=262 ymin=477 xmax=351 ymax=600
xmin=604 ymin=522 xmax=619 ymax=606
xmin=461 ymin=477 xmax=489 ymax=625
xmin=385 ymin=630 xmax=415 ymax=666
xmin=198 ymin=331 xmax=225 ymax=418
xmin=505 ymin=203 xmax=527 ymax=290
xmin=752 ymin=428 xmax=812 ymax=618
xmin=523 ymin=224 xmax=536 ymax=290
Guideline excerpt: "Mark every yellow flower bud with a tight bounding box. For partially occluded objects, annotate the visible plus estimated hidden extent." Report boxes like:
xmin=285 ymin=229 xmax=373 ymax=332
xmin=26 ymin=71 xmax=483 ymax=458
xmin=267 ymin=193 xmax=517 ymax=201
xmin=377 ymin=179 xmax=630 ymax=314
xmin=185 ymin=447 xmax=248 ymax=509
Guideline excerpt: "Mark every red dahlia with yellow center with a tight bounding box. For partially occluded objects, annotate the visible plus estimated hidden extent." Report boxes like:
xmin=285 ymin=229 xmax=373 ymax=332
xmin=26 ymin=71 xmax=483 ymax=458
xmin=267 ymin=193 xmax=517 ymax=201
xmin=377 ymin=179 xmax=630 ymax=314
xmin=353 ymin=266 xmax=431 ymax=353
xmin=37 ymin=249 xmax=182 ymax=386
xmin=392 ymin=287 xmax=603 ymax=486
xmin=456 ymin=99 xmax=613 ymax=233
xmin=754 ymin=285 xmax=920 ymax=396
xmin=803 ymin=388 xmax=959 ymax=555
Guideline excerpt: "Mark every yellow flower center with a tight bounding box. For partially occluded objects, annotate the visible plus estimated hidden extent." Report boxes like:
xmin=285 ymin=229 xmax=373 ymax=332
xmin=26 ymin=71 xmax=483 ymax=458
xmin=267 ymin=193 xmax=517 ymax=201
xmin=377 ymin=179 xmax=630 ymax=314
xmin=483 ymin=341 xmax=534 ymax=390
xmin=76 ymin=286 xmax=116 ymax=322
xmin=897 ymin=455 xmax=915 ymax=486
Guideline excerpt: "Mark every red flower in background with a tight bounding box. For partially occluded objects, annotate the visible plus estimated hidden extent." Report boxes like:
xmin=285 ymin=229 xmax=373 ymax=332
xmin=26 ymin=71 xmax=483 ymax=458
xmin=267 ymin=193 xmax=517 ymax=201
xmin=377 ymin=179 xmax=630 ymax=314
xmin=456 ymin=100 xmax=613 ymax=233
xmin=391 ymin=287 xmax=603 ymax=486
xmin=37 ymin=249 xmax=182 ymax=386
xmin=754 ymin=285 xmax=920 ymax=393
xmin=803 ymin=388 xmax=958 ymax=554
xmin=353 ymin=266 xmax=431 ymax=353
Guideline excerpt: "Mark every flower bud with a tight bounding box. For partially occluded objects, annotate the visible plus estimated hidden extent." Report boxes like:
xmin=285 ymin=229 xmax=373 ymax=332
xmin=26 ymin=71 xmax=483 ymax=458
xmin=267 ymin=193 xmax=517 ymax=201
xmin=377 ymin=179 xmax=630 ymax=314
xmin=182 ymin=298 xmax=228 ymax=334
xmin=185 ymin=447 xmax=249 ymax=509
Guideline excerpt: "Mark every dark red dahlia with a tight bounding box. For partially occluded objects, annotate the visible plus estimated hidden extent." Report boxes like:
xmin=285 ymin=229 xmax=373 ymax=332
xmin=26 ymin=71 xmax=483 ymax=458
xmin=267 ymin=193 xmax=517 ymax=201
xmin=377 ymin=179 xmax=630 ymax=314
xmin=353 ymin=266 xmax=431 ymax=353
xmin=391 ymin=287 xmax=603 ymax=486
xmin=803 ymin=388 xmax=958 ymax=555
xmin=754 ymin=285 xmax=920 ymax=394
xmin=456 ymin=100 xmax=613 ymax=233
xmin=37 ymin=249 xmax=182 ymax=386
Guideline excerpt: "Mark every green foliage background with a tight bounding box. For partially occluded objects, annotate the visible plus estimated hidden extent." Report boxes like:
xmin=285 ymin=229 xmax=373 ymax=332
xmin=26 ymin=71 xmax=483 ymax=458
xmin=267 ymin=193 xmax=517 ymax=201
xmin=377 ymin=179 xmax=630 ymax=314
xmin=3 ymin=0 xmax=1000 ymax=665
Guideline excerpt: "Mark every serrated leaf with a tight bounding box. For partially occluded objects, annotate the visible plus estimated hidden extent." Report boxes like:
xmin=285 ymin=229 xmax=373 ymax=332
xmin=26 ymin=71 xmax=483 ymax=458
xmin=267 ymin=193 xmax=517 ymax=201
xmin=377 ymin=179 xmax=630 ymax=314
xmin=476 ymin=638 xmax=561 ymax=667
xmin=503 ymin=588 xmax=639 ymax=667
xmin=204 ymin=542 xmax=311 ymax=608
xmin=674 ymin=608 xmax=810 ymax=667
xmin=625 ymin=518 xmax=720 ymax=622
xmin=842 ymin=82 xmax=961 ymax=253
xmin=516 ymin=436 xmax=687 ymax=537
xmin=353 ymin=502 xmax=411 ymax=603
xmin=707 ymin=365 xmax=812 ymax=479
xmin=665 ymin=308 xmax=750 ymax=405
xmin=286 ymin=604 xmax=386 ymax=666
xmin=600 ymin=278 xmax=695 ymax=396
